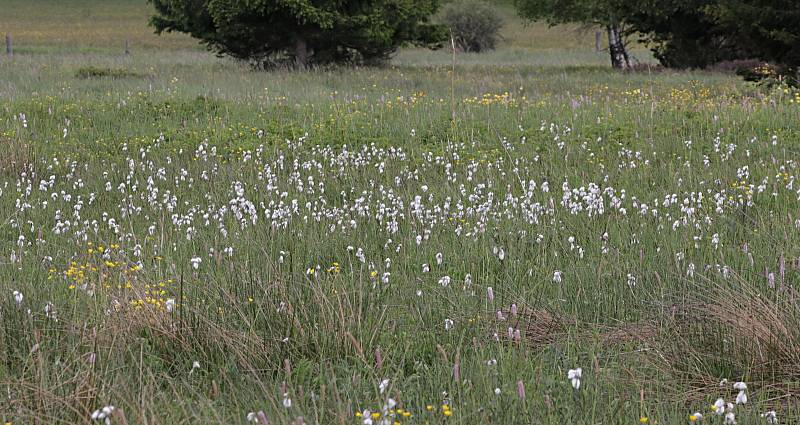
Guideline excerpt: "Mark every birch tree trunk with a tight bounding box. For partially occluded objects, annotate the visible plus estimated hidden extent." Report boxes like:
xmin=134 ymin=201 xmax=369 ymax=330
xmin=606 ymin=24 xmax=630 ymax=70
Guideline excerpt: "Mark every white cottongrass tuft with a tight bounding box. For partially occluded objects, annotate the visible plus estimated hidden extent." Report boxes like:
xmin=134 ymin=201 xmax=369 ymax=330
xmin=567 ymin=368 xmax=582 ymax=389
xmin=760 ymin=411 xmax=777 ymax=424
xmin=282 ymin=392 xmax=292 ymax=408
xmin=90 ymin=405 xmax=115 ymax=424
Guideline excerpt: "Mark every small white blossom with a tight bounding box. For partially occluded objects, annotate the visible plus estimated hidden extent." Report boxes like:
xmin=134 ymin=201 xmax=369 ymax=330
xmin=712 ymin=398 xmax=727 ymax=415
xmin=567 ymin=368 xmax=582 ymax=389
xmin=90 ymin=405 xmax=115 ymax=424
xmin=761 ymin=411 xmax=777 ymax=424
xmin=282 ymin=392 xmax=292 ymax=408
xmin=361 ymin=410 xmax=373 ymax=425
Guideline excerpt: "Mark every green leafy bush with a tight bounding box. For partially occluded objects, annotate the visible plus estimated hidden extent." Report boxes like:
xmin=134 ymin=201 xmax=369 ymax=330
xmin=440 ymin=1 xmax=504 ymax=52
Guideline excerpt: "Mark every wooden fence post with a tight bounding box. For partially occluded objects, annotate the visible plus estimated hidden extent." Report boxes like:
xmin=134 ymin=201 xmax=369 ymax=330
xmin=124 ymin=38 xmax=130 ymax=55
xmin=595 ymin=31 xmax=601 ymax=52
xmin=6 ymin=33 xmax=12 ymax=56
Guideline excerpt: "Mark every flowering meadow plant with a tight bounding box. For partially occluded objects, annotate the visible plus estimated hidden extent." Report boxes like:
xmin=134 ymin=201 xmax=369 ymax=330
xmin=2 ymin=31 xmax=800 ymax=424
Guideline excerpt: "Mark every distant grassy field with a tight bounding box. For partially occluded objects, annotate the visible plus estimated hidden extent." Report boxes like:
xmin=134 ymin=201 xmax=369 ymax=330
xmin=2 ymin=1 xmax=800 ymax=425
xmin=0 ymin=0 xmax=198 ymax=52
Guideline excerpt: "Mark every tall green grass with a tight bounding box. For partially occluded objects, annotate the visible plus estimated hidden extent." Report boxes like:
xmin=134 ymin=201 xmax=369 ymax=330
xmin=2 ymin=2 xmax=800 ymax=424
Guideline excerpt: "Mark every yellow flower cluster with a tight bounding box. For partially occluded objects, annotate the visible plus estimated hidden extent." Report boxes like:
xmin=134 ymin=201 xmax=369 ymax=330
xmin=129 ymin=279 xmax=175 ymax=310
xmin=463 ymin=92 xmax=516 ymax=106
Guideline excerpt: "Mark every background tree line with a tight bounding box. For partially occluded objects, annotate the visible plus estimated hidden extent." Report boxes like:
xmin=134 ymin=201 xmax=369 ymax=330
xmin=149 ymin=0 xmax=799 ymax=81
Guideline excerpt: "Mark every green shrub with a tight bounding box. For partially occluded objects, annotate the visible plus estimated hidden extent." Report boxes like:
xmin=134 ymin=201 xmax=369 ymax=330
xmin=440 ymin=0 xmax=504 ymax=53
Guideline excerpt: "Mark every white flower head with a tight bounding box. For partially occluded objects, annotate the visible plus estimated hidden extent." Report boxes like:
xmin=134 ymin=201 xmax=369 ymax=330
xmin=44 ymin=302 xmax=57 ymax=320
xmin=282 ymin=392 xmax=292 ymax=408
xmin=190 ymin=256 xmax=202 ymax=270
xmin=733 ymin=381 xmax=747 ymax=391
xmin=165 ymin=298 xmax=175 ymax=312
xmin=567 ymin=368 xmax=582 ymax=389
xmin=362 ymin=410 xmax=373 ymax=425
xmin=761 ymin=411 xmax=777 ymax=424
xmin=494 ymin=387 xmax=501 ymax=395
xmin=379 ymin=379 xmax=390 ymax=394
xmin=735 ymin=390 xmax=747 ymax=405
xmin=435 ymin=252 xmax=443 ymax=265
xmin=689 ymin=412 xmax=703 ymax=422
xmin=13 ymin=290 xmax=23 ymax=307
xmin=553 ymin=270 xmax=562 ymax=284
xmin=90 ymin=405 xmax=115 ymax=424
xmin=724 ymin=412 xmax=736 ymax=425
xmin=444 ymin=318 xmax=454 ymax=330
xmin=712 ymin=398 xmax=727 ymax=415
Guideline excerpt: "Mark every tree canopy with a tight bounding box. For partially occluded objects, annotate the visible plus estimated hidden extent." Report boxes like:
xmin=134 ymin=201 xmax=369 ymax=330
xmin=622 ymin=0 xmax=800 ymax=71
xmin=149 ymin=0 xmax=447 ymax=67
xmin=515 ymin=0 xmax=800 ymax=79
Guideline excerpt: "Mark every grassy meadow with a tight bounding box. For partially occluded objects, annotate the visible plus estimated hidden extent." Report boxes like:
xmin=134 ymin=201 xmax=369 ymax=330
xmin=2 ymin=1 xmax=800 ymax=424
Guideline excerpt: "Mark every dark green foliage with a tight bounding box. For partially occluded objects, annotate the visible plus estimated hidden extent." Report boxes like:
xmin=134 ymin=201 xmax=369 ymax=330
xmin=710 ymin=0 xmax=800 ymax=82
xmin=148 ymin=0 xmax=447 ymax=67
xmin=620 ymin=0 xmax=733 ymax=69
xmin=624 ymin=0 xmax=800 ymax=76
xmin=515 ymin=0 xmax=800 ymax=80
xmin=439 ymin=1 xmax=504 ymax=52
